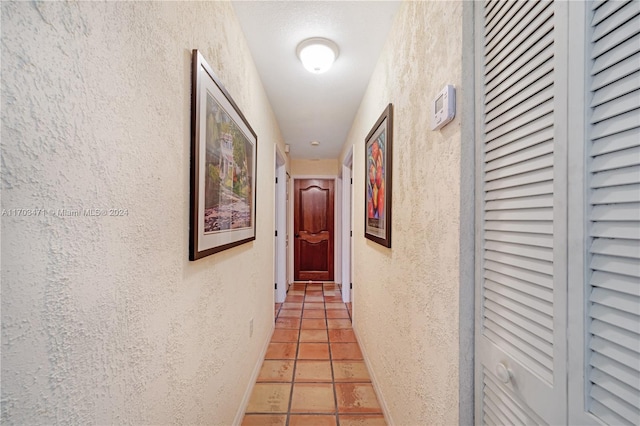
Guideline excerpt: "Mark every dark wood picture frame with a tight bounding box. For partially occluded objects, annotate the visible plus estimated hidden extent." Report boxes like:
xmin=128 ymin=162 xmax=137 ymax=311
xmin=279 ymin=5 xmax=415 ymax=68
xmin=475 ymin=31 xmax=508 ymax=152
xmin=364 ymin=103 xmax=393 ymax=248
xmin=190 ymin=49 xmax=257 ymax=260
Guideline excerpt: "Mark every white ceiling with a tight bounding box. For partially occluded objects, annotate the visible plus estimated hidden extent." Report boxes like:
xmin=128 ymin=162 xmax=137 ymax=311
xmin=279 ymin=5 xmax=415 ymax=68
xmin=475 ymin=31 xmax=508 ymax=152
xmin=232 ymin=1 xmax=400 ymax=159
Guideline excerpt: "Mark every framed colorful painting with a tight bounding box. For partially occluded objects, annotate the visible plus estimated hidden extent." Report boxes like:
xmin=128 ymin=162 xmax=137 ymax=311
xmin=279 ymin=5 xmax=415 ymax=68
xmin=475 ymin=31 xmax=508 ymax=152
xmin=364 ymin=103 xmax=393 ymax=248
xmin=190 ymin=49 xmax=257 ymax=260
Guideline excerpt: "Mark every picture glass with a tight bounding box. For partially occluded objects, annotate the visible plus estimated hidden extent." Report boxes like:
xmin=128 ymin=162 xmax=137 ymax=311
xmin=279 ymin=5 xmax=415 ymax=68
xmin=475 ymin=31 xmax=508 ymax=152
xmin=366 ymin=120 xmax=386 ymax=238
xmin=203 ymin=92 xmax=254 ymax=233
xmin=364 ymin=103 xmax=392 ymax=248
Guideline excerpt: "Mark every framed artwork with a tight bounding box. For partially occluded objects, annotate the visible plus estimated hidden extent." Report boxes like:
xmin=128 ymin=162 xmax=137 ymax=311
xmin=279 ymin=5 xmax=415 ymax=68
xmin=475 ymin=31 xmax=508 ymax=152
xmin=190 ymin=49 xmax=257 ymax=260
xmin=364 ymin=103 xmax=393 ymax=248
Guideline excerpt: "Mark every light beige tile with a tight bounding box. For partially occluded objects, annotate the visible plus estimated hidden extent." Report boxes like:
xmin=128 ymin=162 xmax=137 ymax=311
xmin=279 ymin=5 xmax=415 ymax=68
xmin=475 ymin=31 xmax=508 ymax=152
xmin=304 ymin=302 xmax=326 ymax=310
xmin=328 ymin=329 xmax=357 ymax=343
xmin=298 ymin=343 xmax=330 ymax=360
xmin=283 ymin=302 xmax=303 ymax=309
xmin=332 ymin=361 xmax=371 ymax=382
xmin=265 ymin=343 xmax=297 ymax=360
xmin=326 ymin=310 xmax=350 ymax=319
xmin=331 ymin=343 xmax=363 ymax=360
xmin=294 ymin=360 xmax=333 ymax=382
xmin=257 ymin=360 xmax=295 ymax=382
xmin=271 ymin=329 xmax=299 ymax=343
xmin=242 ymin=414 xmax=287 ymax=426
xmin=290 ymin=414 xmax=337 ymax=426
xmin=279 ymin=309 xmax=302 ymax=318
xmin=299 ymin=329 xmax=329 ymax=342
xmin=290 ymin=383 xmax=336 ymax=413
xmin=339 ymin=415 xmax=387 ymax=426
xmin=327 ymin=319 xmax=352 ymax=329
xmin=303 ymin=309 xmax=326 ymax=319
xmin=246 ymin=383 xmax=291 ymax=413
xmin=335 ymin=384 xmax=382 ymax=414
xmin=325 ymin=303 xmax=347 ymax=310
xmin=275 ymin=317 xmax=301 ymax=329
xmin=301 ymin=319 xmax=327 ymax=329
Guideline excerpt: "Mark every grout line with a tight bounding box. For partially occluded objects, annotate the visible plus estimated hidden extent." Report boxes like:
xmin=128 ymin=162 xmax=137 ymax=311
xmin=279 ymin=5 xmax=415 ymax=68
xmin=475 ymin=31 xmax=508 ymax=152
xmin=284 ymin=282 xmax=306 ymax=425
xmin=324 ymin=282 xmax=341 ymax=426
xmin=248 ymin=283 xmax=382 ymax=424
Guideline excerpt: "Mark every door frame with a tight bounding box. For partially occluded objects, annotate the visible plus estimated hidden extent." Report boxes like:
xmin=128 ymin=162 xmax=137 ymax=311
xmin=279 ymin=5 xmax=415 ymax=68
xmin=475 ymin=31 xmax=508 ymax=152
xmin=459 ymin=2 xmax=475 ymax=425
xmin=289 ymin=174 xmax=339 ymax=283
xmin=274 ymin=146 xmax=287 ymax=303
xmin=341 ymin=147 xmax=354 ymax=302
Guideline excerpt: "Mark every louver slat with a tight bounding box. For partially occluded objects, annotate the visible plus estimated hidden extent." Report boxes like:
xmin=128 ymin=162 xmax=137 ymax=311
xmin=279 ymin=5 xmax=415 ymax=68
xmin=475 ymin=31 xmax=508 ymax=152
xmin=485 ymin=180 xmax=554 ymax=201
xmin=592 ymin=1 xmax=640 ymax=42
xmin=592 ymin=0 xmax=632 ymax=26
xmin=590 ymin=165 xmax=640 ymax=188
xmin=590 ymin=336 xmax=640 ymax=371
xmin=591 ymin=127 xmax=640 ymax=156
xmin=591 ymin=72 xmax=640 ymax=107
xmin=485 ymin=61 xmax=554 ymax=123
xmin=591 ymin=38 xmax=640 ymax=77
xmin=485 ymin=126 xmax=554 ymax=163
xmin=591 ymin=14 xmax=640 ymax=59
xmin=485 ymin=230 xmax=553 ymax=248
xmin=591 ymin=90 xmax=640 ymax=124
xmin=484 ymin=370 xmax=544 ymax=425
xmin=590 ymin=238 xmax=640 ymax=259
xmin=485 ymin=2 xmax=553 ymax=75
xmin=485 ymin=35 xmax=554 ymax=104
xmin=590 ymin=146 xmax=640 ymax=172
xmin=588 ymin=4 xmax=640 ymax=421
xmin=593 ymin=56 xmax=640 ymax=97
xmin=485 ymin=1 xmax=531 ymax=55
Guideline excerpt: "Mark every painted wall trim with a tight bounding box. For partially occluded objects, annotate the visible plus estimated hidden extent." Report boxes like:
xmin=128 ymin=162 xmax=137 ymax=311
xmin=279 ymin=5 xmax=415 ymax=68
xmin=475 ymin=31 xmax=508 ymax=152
xmin=459 ymin=1 xmax=476 ymax=425
xmin=233 ymin=323 xmax=274 ymax=425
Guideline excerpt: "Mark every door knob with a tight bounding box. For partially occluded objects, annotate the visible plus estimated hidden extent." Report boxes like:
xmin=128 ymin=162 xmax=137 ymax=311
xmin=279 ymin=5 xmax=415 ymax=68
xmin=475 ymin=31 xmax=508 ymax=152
xmin=495 ymin=362 xmax=512 ymax=384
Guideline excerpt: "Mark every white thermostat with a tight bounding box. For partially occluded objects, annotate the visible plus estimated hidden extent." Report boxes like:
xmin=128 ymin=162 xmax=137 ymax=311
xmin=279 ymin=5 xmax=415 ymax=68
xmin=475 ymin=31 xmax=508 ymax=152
xmin=431 ymin=84 xmax=456 ymax=130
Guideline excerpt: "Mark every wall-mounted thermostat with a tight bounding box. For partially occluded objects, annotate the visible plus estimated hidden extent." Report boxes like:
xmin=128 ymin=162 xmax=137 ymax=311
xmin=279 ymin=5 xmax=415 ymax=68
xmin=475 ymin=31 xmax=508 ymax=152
xmin=431 ymin=84 xmax=456 ymax=131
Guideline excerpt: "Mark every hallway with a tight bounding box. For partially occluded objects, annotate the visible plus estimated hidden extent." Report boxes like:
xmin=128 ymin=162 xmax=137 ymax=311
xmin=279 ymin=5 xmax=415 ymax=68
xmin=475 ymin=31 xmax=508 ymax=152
xmin=242 ymin=283 xmax=385 ymax=426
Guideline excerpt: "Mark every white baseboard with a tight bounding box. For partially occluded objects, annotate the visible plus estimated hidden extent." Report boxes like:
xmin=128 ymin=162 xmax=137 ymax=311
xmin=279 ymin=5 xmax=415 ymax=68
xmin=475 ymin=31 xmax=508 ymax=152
xmin=232 ymin=324 xmax=274 ymax=425
xmin=353 ymin=324 xmax=394 ymax=426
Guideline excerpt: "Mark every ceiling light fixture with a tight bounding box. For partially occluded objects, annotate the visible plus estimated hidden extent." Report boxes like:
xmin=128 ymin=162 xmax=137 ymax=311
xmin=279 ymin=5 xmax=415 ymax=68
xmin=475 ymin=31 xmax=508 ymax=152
xmin=310 ymin=140 xmax=320 ymax=146
xmin=296 ymin=38 xmax=339 ymax=74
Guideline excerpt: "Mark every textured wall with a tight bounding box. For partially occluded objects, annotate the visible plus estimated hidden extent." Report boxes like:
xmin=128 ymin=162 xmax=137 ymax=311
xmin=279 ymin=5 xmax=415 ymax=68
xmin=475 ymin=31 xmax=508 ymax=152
xmin=1 ymin=1 xmax=284 ymax=424
xmin=340 ymin=1 xmax=463 ymax=424
xmin=290 ymin=158 xmax=339 ymax=176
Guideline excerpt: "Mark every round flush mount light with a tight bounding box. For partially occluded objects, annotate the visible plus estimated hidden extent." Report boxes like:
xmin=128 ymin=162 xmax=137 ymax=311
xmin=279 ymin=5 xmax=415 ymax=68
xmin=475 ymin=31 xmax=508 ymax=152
xmin=296 ymin=38 xmax=339 ymax=74
xmin=310 ymin=140 xmax=320 ymax=146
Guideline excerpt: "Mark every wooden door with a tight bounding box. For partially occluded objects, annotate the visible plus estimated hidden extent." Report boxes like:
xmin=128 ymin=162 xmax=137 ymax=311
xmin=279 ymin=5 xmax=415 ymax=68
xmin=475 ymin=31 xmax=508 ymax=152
xmin=294 ymin=179 xmax=334 ymax=281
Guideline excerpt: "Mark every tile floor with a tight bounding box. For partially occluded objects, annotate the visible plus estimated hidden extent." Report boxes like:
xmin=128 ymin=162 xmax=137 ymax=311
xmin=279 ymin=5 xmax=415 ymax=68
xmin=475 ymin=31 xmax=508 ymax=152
xmin=242 ymin=282 xmax=386 ymax=426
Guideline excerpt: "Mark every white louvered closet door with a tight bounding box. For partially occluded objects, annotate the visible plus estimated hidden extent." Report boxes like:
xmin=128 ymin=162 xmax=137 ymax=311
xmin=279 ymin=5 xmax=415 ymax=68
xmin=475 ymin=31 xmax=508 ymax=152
xmin=585 ymin=0 xmax=640 ymax=424
xmin=475 ymin=1 xmax=568 ymax=424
